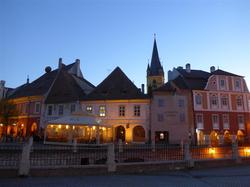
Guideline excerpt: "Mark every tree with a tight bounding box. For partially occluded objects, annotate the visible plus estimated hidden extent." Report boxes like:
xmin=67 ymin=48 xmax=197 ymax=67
xmin=0 ymin=99 xmax=18 ymax=138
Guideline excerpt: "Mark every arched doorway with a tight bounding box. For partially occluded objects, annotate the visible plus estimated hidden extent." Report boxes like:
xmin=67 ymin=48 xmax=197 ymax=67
xmin=210 ymin=131 xmax=218 ymax=146
xmin=115 ymin=126 xmax=125 ymax=142
xmin=237 ymin=130 xmax=244 ymax=145
xmin=133 ymin=126 xmax=145 ymax=142
xmin=196 ymin=130 xmax=204 ymax=145
xmin=224 ymin=130 xmax=231 ymax=145
xmin=30 ymin=122 xmax=38 ymax=136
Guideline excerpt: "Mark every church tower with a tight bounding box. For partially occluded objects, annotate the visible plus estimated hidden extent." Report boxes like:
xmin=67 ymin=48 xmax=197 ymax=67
xmin=147 ymin=36 xmax=165 ymax=94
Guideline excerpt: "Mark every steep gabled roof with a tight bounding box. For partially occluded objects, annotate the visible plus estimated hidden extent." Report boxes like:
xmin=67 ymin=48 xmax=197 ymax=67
xmin=45 ymin=69 xmax=86 ymax=104
xmin=212 ymin=69 xmax=243 ymax=77
xmin=86 ymin=67 xmax=148 ymax=100
xmin=155 ymin=82 xmax=176 ymax=92
xmin=147 ymin=38 xmax=164 ymax=76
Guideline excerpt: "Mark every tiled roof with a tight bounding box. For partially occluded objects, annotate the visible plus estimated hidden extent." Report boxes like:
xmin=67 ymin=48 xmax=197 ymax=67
xmin=45 ymin=69 xmax=87 ymax=104
xmin=85 ymin=67 xmax=149 ymax=100
xmin=212 ymin=69 xmax=243 ymax=77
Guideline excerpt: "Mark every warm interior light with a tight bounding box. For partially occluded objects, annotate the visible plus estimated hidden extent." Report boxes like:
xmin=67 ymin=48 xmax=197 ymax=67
xmin=21 ymin=124 xmax=24 ymax=127
xmin=102 ymin=127 xmax=106 ymax=131
xmin=13 ymin=123 xmax=16 ymax=126
xmin=0 ymin=124 xmax=3 ymax=127
xmin=51 ymin=125 xmax=54 ymax=128
xmin=73 ymin=126 xmax=75 ymax=130
xmin=59 ymin=125 xmax=61 ymax=129
xmin=66 ymin=125 xmax=69 ymax=129
xmin=244 ymin=148 xmax=250 ymax=154
xmin=209 ymin=147 xmax=216 ymax=154
xmin=92 ymin=126 xmax=96 ymax=130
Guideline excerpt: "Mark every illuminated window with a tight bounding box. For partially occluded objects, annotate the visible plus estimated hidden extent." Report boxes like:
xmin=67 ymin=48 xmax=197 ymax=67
xmin=70 ymin=104 xmax=76 ymax=113
xmin=212 ymin=114 xmax=219 ymax=129
xmin=119 ymin=105 xmax=125 ymax=117
xmin=47 ymin=105 xmax=53 ymax=116
xmin=160 ymin=133 xmax=165 ymax=140
xmin=86 ymin=106 xmax=92 ymax=113
xmin=99 ymin=106 xmax=106 ymax=117
xmin=58 ymin=105 xmax=64 ymax=115
xmin=35 ymin=102 xmax=40 ymax=113
xmin=134 ymin=105 xmax=140 ymax=117
xmin=222 ymin=114 xmax=229 ymax=129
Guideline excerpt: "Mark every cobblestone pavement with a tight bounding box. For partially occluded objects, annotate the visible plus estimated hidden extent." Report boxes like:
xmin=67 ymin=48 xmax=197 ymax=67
xmin=1 ymin=165 xmax=250 ymax=187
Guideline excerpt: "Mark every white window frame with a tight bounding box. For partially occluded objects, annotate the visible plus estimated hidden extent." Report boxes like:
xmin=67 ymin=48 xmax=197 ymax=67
xmin=34 ymin=102 xmax=40 ymax=114
xmin=212 ymin=114 xmax=219 ymax=129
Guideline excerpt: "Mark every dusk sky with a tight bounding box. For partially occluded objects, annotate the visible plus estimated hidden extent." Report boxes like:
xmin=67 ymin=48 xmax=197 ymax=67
xmin=1 ymin=0 xmax=250 ymax=89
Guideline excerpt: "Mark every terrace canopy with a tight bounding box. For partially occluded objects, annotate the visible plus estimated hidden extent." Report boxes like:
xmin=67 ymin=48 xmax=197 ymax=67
xmin=44 ymin=114 xmax=112 ymax=145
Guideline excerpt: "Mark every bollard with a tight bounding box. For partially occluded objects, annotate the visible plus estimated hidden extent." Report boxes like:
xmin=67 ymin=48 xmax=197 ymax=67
xmin=107 ymin=143 xmax=116 ymax=172
xmin=232 ymin=142 xmax=241 ymax=163
xmin=151 ymin=140 xmax=156 ymax=152
xmin=118 ymin=139 xmax=123 ymax=153
xmin=73 ymin=138 xmax=77 ymax=153
xmin=184 ymin=143 xmax=194 ymax=168
xmin=18 ymin=137 xmax=33 ymax=177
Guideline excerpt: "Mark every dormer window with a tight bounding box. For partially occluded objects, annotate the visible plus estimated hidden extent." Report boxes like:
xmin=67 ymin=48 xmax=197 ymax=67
xmin=220 ymin=79 xmax=225 ymax=89
xmin=235 ymin=80 xmax=241 ymax=90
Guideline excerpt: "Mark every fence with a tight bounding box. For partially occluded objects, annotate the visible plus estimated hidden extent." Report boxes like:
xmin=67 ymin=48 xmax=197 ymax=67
xmin=0 ymin=139 xmax=250 ymax=176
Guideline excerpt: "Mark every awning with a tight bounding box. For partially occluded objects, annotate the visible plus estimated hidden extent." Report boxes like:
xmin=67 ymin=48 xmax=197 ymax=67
xmin=47 ymin=115 xmax=102 ymax=126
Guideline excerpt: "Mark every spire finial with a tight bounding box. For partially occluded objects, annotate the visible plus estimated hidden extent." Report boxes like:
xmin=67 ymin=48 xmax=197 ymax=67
xmin=27 ymin=75 xmax=29 ymax=84
xmin=154 ymin=33 xmax=156 ymax=40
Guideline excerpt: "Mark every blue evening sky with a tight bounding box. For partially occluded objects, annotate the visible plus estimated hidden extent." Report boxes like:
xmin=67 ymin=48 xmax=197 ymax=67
xmin=1 ymin=0 xmax=250 ymax=89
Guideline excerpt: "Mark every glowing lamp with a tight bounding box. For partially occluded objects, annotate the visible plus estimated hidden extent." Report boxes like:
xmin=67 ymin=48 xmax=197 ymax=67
xmin=66 ymin=125 xmax=69 ymax=129
xmin=59 ymin=125 xmax=61 ymax=129
xmin=92 ymin=126 xmax=96 ymax=130
xmin=0 ymin=124 xmax=3 ymax=127
xmin=209 ymin=147 xmax=216 ymax=154
xmin=73 ymin=126 xmax=75 ymax=130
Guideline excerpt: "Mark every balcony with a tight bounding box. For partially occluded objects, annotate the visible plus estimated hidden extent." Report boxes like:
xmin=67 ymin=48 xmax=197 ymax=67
xmin=196 ymin=123 xmax=204 ymax=129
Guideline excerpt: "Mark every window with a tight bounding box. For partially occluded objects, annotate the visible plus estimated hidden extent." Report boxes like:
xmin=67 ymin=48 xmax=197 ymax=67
xmin=179 ymin=113 xmax=185 ymax=122
xmin=178 ymin=99 xmax=184 ymax=107
xmin=212 ymin=114 xmax=219 ymax=129
xmin=220 ymin=79 xmax=225 ymax=88
xmin=99 ymin=106 xmax=106 ymax=117
xmin=119 ymin=105 xmax=125 ymax=117
xmin=86 ymin=106 xmax=92 ymax=113
xmin=195 ymin=94 xmax=202 ymax=105
xmin=47 ymin=105 xmax=53 ymax=116
xmin=158 ymin=99 xmax=165 ymax=107
xmin=134 ymin=105 xmax=141 ymax=116
xmin=221 ymin=97 xmax=228 ymax=107
xmin=235 ymin=80 xmax=241 ymax=90
xmin=222 ymin=114 xmax=229 ymax=129
xmin=35 ymin=102 xmax=40 ymax=113
xmin=196 ymin=114 xmax=203 ymax=129
xmin=236 ymin=96 xmax=243 ymax=108
xmin=210 ymin=94 xmax=218 ymax=107
xmin=58 ymin=105 xmax=64 ymax=115
xmin=70 ymin=104 xmax=76 ymax=113
xmin=157 ymin=113 xmax=164 ymax=122
xmin=238 ymin=115 xmax=245 ymax=129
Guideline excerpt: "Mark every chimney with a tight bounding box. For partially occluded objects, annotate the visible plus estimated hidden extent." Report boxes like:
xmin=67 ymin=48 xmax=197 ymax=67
xmin=27 ymin=75 xmax=29 ymax=84
xmin=58 ymin=58 xmax=63 ymax=69
xmin=75 ymin=59 xmax=81 ymax=77
xmin=0 ymin=80 xmax=5 ymax=87
xmin=210 ymin=66 xmax=215 ymax=73
xmin=141 ymin=84 xmax=145 ymax=94
xmin=185 ymin=63 xmax=191 ymax=73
